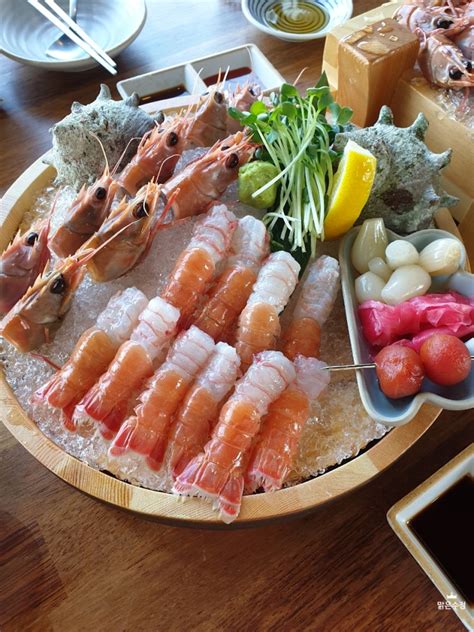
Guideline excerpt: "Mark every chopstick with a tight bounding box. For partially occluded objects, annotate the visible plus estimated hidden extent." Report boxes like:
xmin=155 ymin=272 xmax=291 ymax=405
xmin=28 ymin=0 xmax=117 ymax=75
xmin=44 ymin=0 xmax=116 ymax=68
xmin=324 ymin=356 xmax=474 ymax=372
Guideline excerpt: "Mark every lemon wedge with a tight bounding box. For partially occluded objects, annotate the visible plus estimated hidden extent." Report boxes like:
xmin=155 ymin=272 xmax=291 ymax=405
xmin=323 ymin=140 xmax=377 ymax=240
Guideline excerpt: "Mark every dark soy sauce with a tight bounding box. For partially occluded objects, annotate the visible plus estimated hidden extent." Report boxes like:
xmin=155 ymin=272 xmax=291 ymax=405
xmin=139 ymin=84 xmax=189 ymax=104
xmin=204 ymin=66 xmax=257 ymax=91
xmin=409 ymin=475 xmax=474 ymax=606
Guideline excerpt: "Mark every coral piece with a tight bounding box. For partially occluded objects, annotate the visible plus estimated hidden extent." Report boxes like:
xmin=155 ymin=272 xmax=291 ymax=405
xmin=45 ymin=84 xmax=156 ymax=189
xmin=334 ymin=106 xmax=458 ymax=233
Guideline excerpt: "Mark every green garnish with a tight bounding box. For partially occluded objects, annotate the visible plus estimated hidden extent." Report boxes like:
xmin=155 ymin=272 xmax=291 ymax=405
xmin=229 ymin=74 xmax=352 ymax=256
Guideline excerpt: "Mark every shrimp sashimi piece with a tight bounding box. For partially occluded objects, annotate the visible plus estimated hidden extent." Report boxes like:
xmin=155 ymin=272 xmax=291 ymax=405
xmin=34 ymin=287 xmax=148 ymax=418
xmin=167 ymin=342 xmax=241 ymax=478
xmin=191 ymin=216 xmax=269 ymax=340
xmin=162 ymin=132 xmax=254 ymax=219
xmin=245 ymin=356 xmax=330 ymax=493
xmin=173 ymin=350 xmax=295 ymax=523
xmin=109 ymin=326 xmax=215 ymax=472
xmin=161 ymin=205 xmax=237 ymax=325
xmin=235 ymin=251 xmax=300 ymax=371
xmin=118 ymin=118 xmax=190 ymax=196
xmin=74 ymin=297 xmax=180 ymax=437
xmin=0 ymin=219 xmax=51 ymax=314
xmin=281 ymin=255 xmax=340 ymax=360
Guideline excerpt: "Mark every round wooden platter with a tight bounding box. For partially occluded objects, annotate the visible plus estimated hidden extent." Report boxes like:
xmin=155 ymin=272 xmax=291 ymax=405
xmin=0 ymin=154 xmax=442 ymax=527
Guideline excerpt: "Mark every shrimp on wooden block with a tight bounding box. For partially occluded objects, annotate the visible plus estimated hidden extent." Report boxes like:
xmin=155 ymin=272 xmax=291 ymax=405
xmin=33 ymin=287 xmax=148 ymax=425
xmin=73 ymin=297 xmax=180 ymax=438
xmin=190 ymin=215 xmax=269 ymax=340
xmin=245 ymin=356 xmax=330 ymax=493
xmin=0 ymin=218 xmax=51 ymax=314
xmin=173 ymin=350 xmax=295 ymax=523
xmin=108 ymin=326 xmax=215 ymax=478
xmin=235 ymin=251 xmax=300 ymax=372
xmin=161 ymin=132 xmax=254 ymax=219
xmin=0 ymin=255 xmax=87 ymax=352
xmin=83 ymin=181 xmax=170 ymax=282
xmin=118 ymin=117 xmax=190 ymax=196
xmin=50 ymin=143 xmax=120 ymax=258
xmin=167 ymin=342 xmax=241 ymax=479
xmin=161 ymin=204 xmax=237 ymax=326
xmin=280 ymin=255 xmax=340 ymax=361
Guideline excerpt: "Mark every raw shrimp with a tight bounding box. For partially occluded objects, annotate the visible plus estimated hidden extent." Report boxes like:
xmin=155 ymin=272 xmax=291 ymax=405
xmin=235 ymin=251 xmax=300 ymax=371
xmin=33 ymin=287 xmax=148 ymax=424
xmin=173 ymin=350 xmax=296 ymax=523
xmin=0 ymin=218 xmax=50 ymax=314
xmin=118 ymin=117 xmax=190 ymax=196
xmin=0 ymin=255 xmax=86 ymax=352
xmin=281 ymin=255 xmax=340 ymax=360
xmin=226 ymin=84 xmax=261 ymax=134
xmin=74 ymin=296 xmax=180 ymax=438
xmin=83 ymin=181 xmax=169 ymax=282
xmin=50 ymin=141 xmax=120 ymax=257
xmin=245 ymin=356 xmax=330 ymax=493
xmin=108 ymin=325 xmax=215 ymax=472
xmin=190 ymin=215 xmax=269 ymax=339
xmin=161 ymin=204 xmax=237 ymax=325
xmin=167 ymin=342 xmax=241 ymax=478
xmin=161 ymin=132 xmax=254 ymax=219
xmin=186 ymin=87 xmax=229 ymax=147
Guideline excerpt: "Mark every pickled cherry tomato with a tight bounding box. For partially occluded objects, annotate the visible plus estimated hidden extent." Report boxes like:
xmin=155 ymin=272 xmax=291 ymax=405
xmin=420 ymin=334 xmax=471 ymax=386
xmin=374 ymin=345 xmax=425 ymax=399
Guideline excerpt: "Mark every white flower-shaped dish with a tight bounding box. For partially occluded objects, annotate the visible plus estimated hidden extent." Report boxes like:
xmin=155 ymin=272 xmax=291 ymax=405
xmin=339 ymin=227 xmax=474 ymax=427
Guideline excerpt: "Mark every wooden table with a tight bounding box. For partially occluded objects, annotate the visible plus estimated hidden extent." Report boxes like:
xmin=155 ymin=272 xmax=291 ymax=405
xmin=0 ymin=1 xmax=472 ymax=630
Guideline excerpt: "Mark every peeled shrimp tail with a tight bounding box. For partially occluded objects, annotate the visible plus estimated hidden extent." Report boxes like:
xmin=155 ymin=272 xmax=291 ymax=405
xmin=246 ymin=357 xmax=330 ymax=493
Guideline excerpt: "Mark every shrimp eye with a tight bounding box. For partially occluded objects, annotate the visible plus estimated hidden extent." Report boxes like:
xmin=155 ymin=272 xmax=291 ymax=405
xmin=167 ymin=131 xmax=179 ymax=147
xmin=50 ymin=274 xmax=66 ymax=294
xmin=465 ymin=61 xmax=472 ymax=72
xmin=248 ymin=87 xmax=256 ymax=96
xmin=434 ymin=17 xmax=452 ymax=28
xmin=156 ymin=111 xmax=165 ymax=124
xmin=95 ymin=187 xmax=107 ymax=200
xmin=134 ymin=203 xmax=148 ymax=218
xmin=225 ymin=153 xmax=239 ymax=169
xmin=214 ymin=91 xmax=224 ymax=104
xmin=26 ymin=232 xmax=39 ymax=246
xmin=221 ymin=145 xmax=230 ymax=151
xmin=449 ymin=66 xmax=463 ymax=80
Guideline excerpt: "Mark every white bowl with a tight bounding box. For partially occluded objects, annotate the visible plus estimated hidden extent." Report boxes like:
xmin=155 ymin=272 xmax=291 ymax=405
xmin=0 ymin=0 xmax=146 ymax=72
xmin=241 ymin=0 xmax=353 ymax=41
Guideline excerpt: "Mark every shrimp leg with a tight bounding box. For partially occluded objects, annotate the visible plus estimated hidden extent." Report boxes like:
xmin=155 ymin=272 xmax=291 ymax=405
xmin=245 ymin=356 xmax=330 ymax=493
xmin=173 ymin=350 xmax=295 ymax=523
xmin=108 ymin=326 xmax=215 ymax=476
xmin=167 ymin=342 xmax=240 ymax=479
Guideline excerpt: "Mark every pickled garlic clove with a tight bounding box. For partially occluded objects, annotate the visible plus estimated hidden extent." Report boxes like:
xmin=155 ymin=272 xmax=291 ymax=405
xmin=385 ymin=240 xmax=419 ymax=269
xmin=351 ymin=218 xmax=388 ymax=274
xmin=381 ymin=265 xmax=431 ymax=305
xmin=368 ymin=257 xmax=391 ymax=282
xmin=419 ymin=238 xmax=463 ymax=276
xmin=355 ymin=271 xmax=386 ymax=303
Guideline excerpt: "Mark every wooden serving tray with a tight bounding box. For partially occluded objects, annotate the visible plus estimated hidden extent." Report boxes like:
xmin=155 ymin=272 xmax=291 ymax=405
xmin=0 ymin=154 xmax=443 ymax=527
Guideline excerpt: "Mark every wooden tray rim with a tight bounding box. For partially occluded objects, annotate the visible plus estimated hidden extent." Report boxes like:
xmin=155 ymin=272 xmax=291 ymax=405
xmin=0 ymin=154 xmax=441 ymax=527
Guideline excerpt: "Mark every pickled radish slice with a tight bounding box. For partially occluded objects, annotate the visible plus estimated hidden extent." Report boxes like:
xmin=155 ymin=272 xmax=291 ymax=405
xmin=368 ymin=257 xmax=391 ymax=282
xmin=419 ymin=334 xmax=471 ymax=385
xmin=381 ymin=265 xmax=431 ymax=305
xmin=374 ymin=345 xmax=425 ymax=399
xmin=419 ymin=238 xmax=463 ymax=276
xmin=351 ymin=218 xmax=388 ymax=274
xmin=355 ymin=272 xmax=385 ymax=303
xmin=385 ymin=240 xmax=419 ymax=269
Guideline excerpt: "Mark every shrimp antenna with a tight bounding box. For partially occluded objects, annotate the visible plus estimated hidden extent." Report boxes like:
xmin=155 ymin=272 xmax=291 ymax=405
xmin=293 ymin=67 xmax=307 ymax=87
xmin=110 ymin=135 xmax=144 ymax=177
xmin=89 ymin=132 xmax=110 ymax=177
xmin=155 ymin=152 xmax=182 ymax=183
xmin=30 ymin=352 xmax=62 ymax=371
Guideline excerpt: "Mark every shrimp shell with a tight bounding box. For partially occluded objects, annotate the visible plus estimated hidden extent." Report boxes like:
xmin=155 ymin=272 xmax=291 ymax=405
xmin=108 ymin=326 xmax=215 ymax=473
xmin=173 ymin=350 xmax=295 ymax=523
xmin=246 ymin=356 xmax=330 ymax=493
xmin=167 ymin=342 xmax=241 ymax=478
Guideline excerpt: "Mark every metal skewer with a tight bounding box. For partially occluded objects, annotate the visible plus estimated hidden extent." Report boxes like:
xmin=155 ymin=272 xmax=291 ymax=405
xmin=324 ymin=356 xmax=474 ymax=372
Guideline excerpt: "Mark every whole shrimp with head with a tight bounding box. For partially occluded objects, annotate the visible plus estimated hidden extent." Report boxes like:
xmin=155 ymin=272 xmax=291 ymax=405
xmin=162 ymin=132 xmax=255 ymax=219
xmin=49 ymin=136 xmax=120 ymax=258
xmin=0 ymin=218 xmax=50 ymax=314
xmin=83 ymin=180 xmax=171 ymax=282
xmin=173 ymin=350 xmax=296 ymax=523
xmin=190 ymin=215 xmax=269 ymax=339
